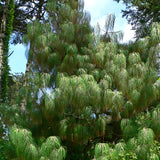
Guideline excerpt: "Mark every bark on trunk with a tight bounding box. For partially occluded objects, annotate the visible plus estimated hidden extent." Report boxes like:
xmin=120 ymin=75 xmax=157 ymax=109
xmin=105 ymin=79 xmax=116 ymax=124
xmin=0 ymin=38 xmax=3 ymax=89
xmin=0 ymin=3 xmax=7 ymax=99
xmin=20 ymin=56 xmax=31 ymax=113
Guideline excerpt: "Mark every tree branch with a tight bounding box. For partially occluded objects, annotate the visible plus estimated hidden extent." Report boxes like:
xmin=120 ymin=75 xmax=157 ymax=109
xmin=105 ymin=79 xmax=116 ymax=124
xmin=8 ymin=51 xmax=14 ymax=57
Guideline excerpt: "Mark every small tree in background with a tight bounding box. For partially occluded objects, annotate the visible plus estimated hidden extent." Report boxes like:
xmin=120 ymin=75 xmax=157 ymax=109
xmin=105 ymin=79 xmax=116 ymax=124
xmin=95 ymin=14 xmax=123 ymax=43
xmin=114 ymin=0 xmax=160 ymax=39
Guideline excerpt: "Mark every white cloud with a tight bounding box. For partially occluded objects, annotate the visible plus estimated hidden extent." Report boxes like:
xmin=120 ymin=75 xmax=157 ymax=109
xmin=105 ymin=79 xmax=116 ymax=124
xmin=97 ymin=15 xmax=106 ymax=28
xmin=84 ymin=0 xmax=97 ymax=8
xmin=84 ymin=0 xmax=110 ymax=25
xmin=84 ymin=0 xmax=109 ymax=9
xmin=122 ymin=24 xmax=135 ymax=43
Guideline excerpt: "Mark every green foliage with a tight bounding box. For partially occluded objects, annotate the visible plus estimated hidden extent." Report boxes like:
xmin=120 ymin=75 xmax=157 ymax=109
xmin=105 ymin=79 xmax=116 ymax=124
xmin=0 ymin=139 xmax=8 ymax=160
xmin=6 ymin=0 xmax=160 ymax=159
xmin=10 ymin=126 xmax=66 ymax=160
xmin=40 ymin=137 xmax=66 ymax=160
xmin=93 ymin=128 xmax=158 ymax=160
xmin=95 ymin=14 xmax=123 ymax=43
xmin=8 ymin=73 xmax=24 ymax=105
xmin=114 ymin=0 xmax=160 ymax=39
xmin=10 ymin=21 xmax=160 ymax=159
xmin=1 ymin=0 xmax=15 ymax=103
xmin=94 ymin=143 xmax=110 ymax=159
xmin=0 ymin=138 xmax=16 ymax=160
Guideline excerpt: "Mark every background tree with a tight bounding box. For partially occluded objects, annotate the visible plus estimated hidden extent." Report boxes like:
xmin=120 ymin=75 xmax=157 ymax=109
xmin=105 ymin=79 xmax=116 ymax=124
xmin=12 ymin=0 xmax=49 ymax=112
xmin=7 ymin=73 xmax=24 ymax=104
xmin=114 ymin=0 xmax=160 ymax=39
xmin=95 ymin=14 xmax=123 ymax=43
xmin=0 ymin=0 xmax=50 ymax=157
xmin=0 ymin=0 xmax=14 ymax=102
xmin=12 ymin=0 xmax=47 ymax=44
xmin=0 ymin=1 xmax=15 ymax=158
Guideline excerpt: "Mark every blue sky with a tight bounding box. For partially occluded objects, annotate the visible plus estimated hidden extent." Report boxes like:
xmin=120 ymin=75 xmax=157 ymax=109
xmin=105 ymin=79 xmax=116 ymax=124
xmin=9 ymin=0 xmax=135 ymax=74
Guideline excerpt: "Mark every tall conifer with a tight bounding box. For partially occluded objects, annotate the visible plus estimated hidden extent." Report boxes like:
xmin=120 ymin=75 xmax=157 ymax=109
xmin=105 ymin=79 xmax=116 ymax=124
xmin=9 ymin=0 xmax=160 ymax=159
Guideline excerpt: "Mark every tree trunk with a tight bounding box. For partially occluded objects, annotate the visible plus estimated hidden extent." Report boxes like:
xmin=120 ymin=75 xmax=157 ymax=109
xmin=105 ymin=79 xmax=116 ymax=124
xmin=20 ymin=55 xmax=31 ymax=113
xmin=0 ymin=38 xmax=4 ymax=91
xmin=0 ymin=3 xmax=7 ymax=101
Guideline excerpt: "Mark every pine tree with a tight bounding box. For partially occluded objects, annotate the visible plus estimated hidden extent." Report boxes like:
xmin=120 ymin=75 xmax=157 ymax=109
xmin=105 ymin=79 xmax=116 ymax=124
xmin=95 ymin=14 xmax=123 ymax=43
xmin=8 ymin=0 xmax=160 ymax=160
xmin=92 ymin=23 xmax=160 ymax=160
xmin=10 ymin=0 xmax=94 ymax=159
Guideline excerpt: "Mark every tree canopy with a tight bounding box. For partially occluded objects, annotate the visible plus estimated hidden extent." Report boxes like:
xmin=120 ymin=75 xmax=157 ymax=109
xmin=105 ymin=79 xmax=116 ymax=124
xmin=0 ymin=0 xmax=160 ymax=159
xmin=11 ymin=0 xmax=47 ymax=44
xmin=114 ymin=0 xmax=160 ymax=39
